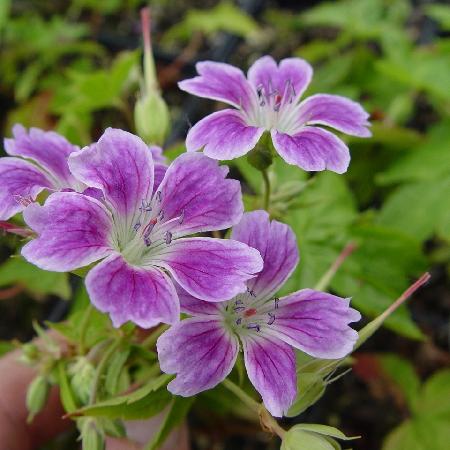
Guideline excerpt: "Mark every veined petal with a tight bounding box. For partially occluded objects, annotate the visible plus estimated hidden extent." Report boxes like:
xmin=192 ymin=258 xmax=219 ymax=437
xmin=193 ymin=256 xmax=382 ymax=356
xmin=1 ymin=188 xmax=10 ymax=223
xmin=248 ymin=56 xmax=313 ymax=102
xmin=156 ymin=153 xmax=244 ymax=235
xmin=153 ymin=163 xmax=167 ymax=196
xmin=298 ymin=94 xmax=371 ymax=137
xmin=264 ymin=289 xmax=361 ymax=359
xmin=69 ymin=128 xmax=154 ymax=222
xmin=178 ymin=61 xmax=254 ymax=110
xmin=271 ymin=127 xmax=350 ymax=174
xmin=21 ymin=192 xmax=113 ymax=271
xmin=4 ymin=124 xmax=79 ymax=186
xmin=150 ymin=237 xmax=263 ymax=302
xmin=176 ymin=284 xmax=222 ymax=316
xmin=242 ymin=332 xmax=296 ymax=417
xmin=186 ymin=109 xmax=264 ymax=159
xmin=0 ymin=157 xmax=53 ymax=220
xmin=231 ymin=211 xmax=299 ymax=301
xmin=86 ymin=253 xmax=179 ymax=328
xmin=157 ymin=317 xmax=239 ymax=396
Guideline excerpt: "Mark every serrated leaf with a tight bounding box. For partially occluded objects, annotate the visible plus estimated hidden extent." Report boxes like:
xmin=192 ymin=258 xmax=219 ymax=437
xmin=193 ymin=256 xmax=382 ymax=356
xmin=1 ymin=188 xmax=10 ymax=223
xmin=0 ymin=256 xmax=71 ymax=299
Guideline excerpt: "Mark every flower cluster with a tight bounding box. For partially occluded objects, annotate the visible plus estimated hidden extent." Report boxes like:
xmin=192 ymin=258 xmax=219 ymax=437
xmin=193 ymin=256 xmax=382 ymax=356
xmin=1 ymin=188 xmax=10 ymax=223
xmin=2 ymin=55 xmax=370 ymax=416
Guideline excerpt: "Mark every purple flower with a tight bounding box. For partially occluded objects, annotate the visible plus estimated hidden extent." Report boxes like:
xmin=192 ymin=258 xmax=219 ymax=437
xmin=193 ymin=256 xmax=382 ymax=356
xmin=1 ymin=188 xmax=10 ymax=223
xmin=179 ymin=56 xmax=371 ymax=173
xmin=0 ymin=124 xmax=83 ymax=220
xmin=157 ymin=210 xmax=360 ymax=417
xmin=21 ymin=128 xmax=263 ymax=328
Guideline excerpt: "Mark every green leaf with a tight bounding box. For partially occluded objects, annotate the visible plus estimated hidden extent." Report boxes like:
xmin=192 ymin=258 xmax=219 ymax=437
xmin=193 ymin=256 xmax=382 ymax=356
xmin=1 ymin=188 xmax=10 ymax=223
xmin=281 ymin=427 xmax=337 ymax=450
xmin=286 ymin=373 xmax=326 ymax=417
xmin=378 ymin=177 xmax=450 ymax=242
xmin=163 ymin=1 xmax=260 ymax=43
xmin=379 ymin=354 xmax=420 ymax=410
xmin=291 ymin=424 xmax=359 ymax=440
xmin=425 ymin=4 xmax=450 ymax=31
xmin=0 ymin=256 xmax=71 ymax=299
xmin=76 ymin=374 xmax=172 ymax=420
xmin=417 ymin=369 xmax=450 ymax=418
xmin=57 ymin=360 xmax=78 ymax=413
xmin=144 ymin=396 xmax=194 ymax=450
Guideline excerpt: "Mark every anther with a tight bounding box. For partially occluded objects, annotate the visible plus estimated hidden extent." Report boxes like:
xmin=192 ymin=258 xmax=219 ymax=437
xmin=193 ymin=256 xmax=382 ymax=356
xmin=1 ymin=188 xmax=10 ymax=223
xmin=164 ymin=231 xmax=172 ymax=245
xmin=144 ymin=237 xmax=151 ymax=247
xmin=233 ymin=306 xmax=245 ymax=313
xmin=235 ymin=299 xmax=244 ymax=306
xmin=158 ymin=209 xmax=165 ymax=221
xmin=247 ymin=287 xmax=256 ymax=297
xmin=247 ymin=323 xmax=260 ymax=332
xmin=274 ymin=297 xmax=279 ymax=309
xmin=236 ymin=318 xmax=242 ymax=325
xmin=139 ymin=199 xmax=152 ymax=212
xmin=178 ymin=209 xmax=185 ymax=225
xmin=267 ymin=312 xmax=276 ymax=325
xmin=155 ymin=191 xmax=162 ymax=203
xmin=133 ymin=222 xmax=141 ymax=232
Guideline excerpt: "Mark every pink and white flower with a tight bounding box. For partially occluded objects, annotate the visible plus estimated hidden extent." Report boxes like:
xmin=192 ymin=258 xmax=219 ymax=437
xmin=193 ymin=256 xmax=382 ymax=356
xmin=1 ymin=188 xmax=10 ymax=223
xmin=179 ymin=56 xmax=371 ymax=173
xmin=157 ymin=211 xmax=360 ymax=416
xmin=21 ymin=128 xmax=263 ymax=328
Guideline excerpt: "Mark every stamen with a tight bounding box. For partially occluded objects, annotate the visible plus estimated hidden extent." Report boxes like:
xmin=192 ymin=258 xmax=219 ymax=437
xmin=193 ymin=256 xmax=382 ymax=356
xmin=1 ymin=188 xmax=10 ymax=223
xmin=274 ymin=297 xmax=279 ymax=309
xmin=236 ymin=318 xmax=242 ymax=325
xmin=178 ymin=209 xmax=185 ymax=225
xmin=233 ymin=306 xmax=246 ymax=313
xmin=142 ymin=218 xmax=157 ymax=238
xmin=133 ymin=222 xmax=141 ymax=232
xmin=247 ymin=323 xmax=260 ymax=332
xmin=158 ymin=209 xmax=165 ymax=221
xmin=267 ymin=312 xmax=276 ymax=325
xmin=139 ymin=199 xmax=152 ymax=212
xmin=155 ymin=191 xmax=162 ymax=203
xmin=144 ymin=237 xmax=152 ymax=247
xmin=247 ymin=288 xmax=256 ymax=297
xmin=235 ymin=299 xmax=244 ymax=306
xmin=164 ymin=231 xmax=172 ymax=245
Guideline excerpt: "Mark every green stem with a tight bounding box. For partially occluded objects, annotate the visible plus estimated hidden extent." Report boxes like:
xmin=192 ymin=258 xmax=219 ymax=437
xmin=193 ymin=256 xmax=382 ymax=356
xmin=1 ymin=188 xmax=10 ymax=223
xmin=78 ymin=305 xmax=94 ymax=355
xmin=222 ymin=379 xmax=260 ymax=413
xmin=262 ymin=169 xmax=271 ymax=210
xmin=314 ymin=241 xmax=357 ymax=291
xmin=89 ymin=338 xmax=123 ymax=404
xmin=141 ymin=324 xmax=169 ymax=349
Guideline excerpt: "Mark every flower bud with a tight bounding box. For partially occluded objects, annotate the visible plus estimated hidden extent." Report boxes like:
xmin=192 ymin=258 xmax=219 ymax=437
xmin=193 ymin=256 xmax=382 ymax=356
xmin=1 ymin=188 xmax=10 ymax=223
xmin=247 ymin=131 xmax=274 ymax=171
xmin=80 ymin=418 xmax=105 ymax=450
xmin=26 ymin=375 xmax=50 ymax=423
xmin=134 ymin=92 xmax=170 ymax=146
xmin=69 ymin=357 xmax=96 ymax=405
xmin=134 ymin=7 xmax=170 ymax=145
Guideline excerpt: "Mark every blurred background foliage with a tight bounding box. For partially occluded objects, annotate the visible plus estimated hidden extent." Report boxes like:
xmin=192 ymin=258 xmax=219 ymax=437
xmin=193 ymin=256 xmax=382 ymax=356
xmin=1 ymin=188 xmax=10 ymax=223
xmin=0 ymin=0 xmax=449 ymax=449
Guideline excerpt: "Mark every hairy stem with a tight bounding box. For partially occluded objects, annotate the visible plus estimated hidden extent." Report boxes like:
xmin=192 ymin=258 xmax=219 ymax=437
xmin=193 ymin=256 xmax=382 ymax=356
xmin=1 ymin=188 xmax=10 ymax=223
xmin=262 ymin=169 xmax=271 ymax=210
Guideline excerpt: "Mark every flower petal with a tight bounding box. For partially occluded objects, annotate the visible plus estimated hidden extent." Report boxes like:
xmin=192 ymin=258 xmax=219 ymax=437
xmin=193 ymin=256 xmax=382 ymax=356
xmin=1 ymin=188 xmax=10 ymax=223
xmin=264 ymin=289 xmax=361 ymax=359
xmin=178 ymin=61 xmax=254 ymax=110
xmin=176 ymin=284 xmax=221 ymax=316
xmin=21 ymin=192 xmax=113 ymax=271
xmin=248 ymin=56 xmax=313 ymax=101
xmin=157 ymin=317 xmax=239 ymax=396
xmin=4 ymin=124 xmax=79 ymax=186
xmin=298 ymin=94 xmax=371 ymax=137
xmin=86 ymin=253 xmax=179 ymax=328
xmin=69 ymin=128 xmax=154 ymax=222
xmin=186 ymin=110 xmax=264 ymax=159
xmin=231 ymin=210 xmax=299 ymax=301
xmin=0 ymin=157 xmax=53 ymax=220
xmin=156 ymin=153 xmax=244 ymax=235
xmin=242 ymin=332 xmax=296 ymax=417
xmin=153 ymin=163 xmax=167 ymax=196
xmin=149 ymin=145 xmax=166 ymax=165
xmin=271 ymin=127 xmax=350 ymax=174
xmin=150 ymin=237 xmax=263 ymax=302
